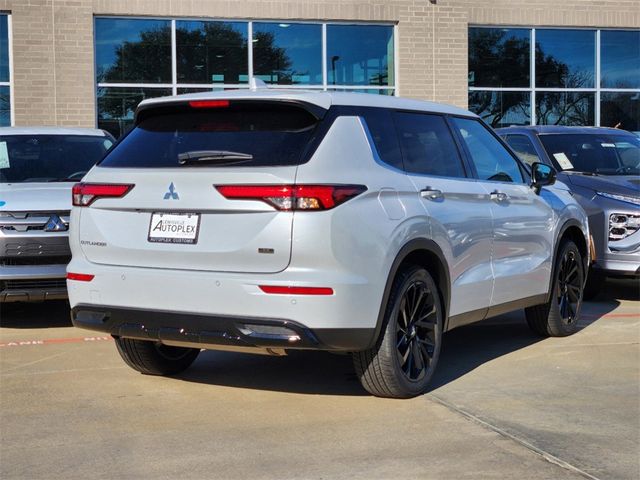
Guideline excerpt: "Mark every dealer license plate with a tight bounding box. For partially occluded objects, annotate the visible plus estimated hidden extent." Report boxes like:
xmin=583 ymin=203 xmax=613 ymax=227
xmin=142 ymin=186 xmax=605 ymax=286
xmin=148 ymin=213 xmax=200 ymax=244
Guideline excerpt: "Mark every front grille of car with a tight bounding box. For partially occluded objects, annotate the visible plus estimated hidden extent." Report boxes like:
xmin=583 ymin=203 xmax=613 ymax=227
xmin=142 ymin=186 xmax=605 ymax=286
xmin=3 ymin=241 xmax=71 ymax=257
xmin=0 ymin=211 xmax=70 ymax=233
xmin=3 ymin=279 xmax=67 ymax=290
xmin=1 ymin=256 xmax=71 ymax=266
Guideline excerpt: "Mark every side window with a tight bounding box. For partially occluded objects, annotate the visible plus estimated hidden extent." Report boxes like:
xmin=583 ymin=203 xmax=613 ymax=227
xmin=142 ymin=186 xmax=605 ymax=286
xmin=504 ymin=134 xmax=542 ymax=167
xmin=451 ymin=117 xmax=524 ymax=183
xmin=362 ymin=109 xmax=403 ymax=170
xmin=393 ymin=112 xmax=467 ymax=178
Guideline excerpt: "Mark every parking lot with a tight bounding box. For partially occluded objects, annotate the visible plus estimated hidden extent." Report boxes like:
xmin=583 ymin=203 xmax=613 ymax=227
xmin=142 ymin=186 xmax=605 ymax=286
xmin=1 ymin=279 xmax=638 ymax=480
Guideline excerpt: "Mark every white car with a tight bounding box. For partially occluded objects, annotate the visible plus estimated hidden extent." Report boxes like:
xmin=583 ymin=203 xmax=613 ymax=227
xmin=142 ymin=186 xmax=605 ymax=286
xmin=0 ymin=127 xmax=113 ymax=302
xmin=68 ymin=90 xmax=589 ymax=398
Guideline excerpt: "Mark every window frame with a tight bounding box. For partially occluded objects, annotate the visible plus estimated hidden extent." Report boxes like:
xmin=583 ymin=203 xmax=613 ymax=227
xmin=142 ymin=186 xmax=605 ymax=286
xmin=0 ymin=12 xmax=13 ymax=126
xmin=468 ymin=26 xmax=640 ymax=127
xmin=94 ymin=16 xmax=398 ymax=133
xmin=502 ymin=133 xmax=545 ymax=167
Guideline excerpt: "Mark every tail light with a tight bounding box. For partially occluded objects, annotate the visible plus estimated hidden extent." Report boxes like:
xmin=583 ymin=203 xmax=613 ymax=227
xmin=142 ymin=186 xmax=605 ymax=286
xmin=259 ymin=286 xmax=334 ymax=295
xmin=215 ymin=184 xmax=366 ymax=211
xmin=67 ymin=272 xmax=95 ymax=282
xmin=72 ymin=183 xmax=134 ymax=207
xmin=189 ymin=100 xmax=229 ymax=108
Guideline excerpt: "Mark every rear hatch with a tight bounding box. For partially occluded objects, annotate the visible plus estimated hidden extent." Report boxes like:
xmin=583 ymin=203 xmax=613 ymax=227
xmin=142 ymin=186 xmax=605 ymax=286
xmin=78 ymin=99 xmax=325 ymax=273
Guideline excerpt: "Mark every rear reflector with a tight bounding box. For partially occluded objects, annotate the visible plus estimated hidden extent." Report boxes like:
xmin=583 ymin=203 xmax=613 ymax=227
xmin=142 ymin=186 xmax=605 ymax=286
xmin=189 ymin=100 xmax=230 ymax=109
xmin=215 ymin=184 xmax=366 ymax=211
xmin=67 ymin=273 xmax=95 ymax=282
xmin=72 ymin=183 xmax=134 ymax=207
xmin=259 ymin=286 xmax=334 ymax=295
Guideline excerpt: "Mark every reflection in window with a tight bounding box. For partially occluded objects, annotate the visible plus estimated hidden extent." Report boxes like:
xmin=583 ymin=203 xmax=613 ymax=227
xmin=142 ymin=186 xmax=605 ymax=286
xmin=253 ymin=23 xmax=322 ymax=85
xmin=535 ymin=29 xmax=595 ymax=88
xmin=503 ymin=135 xmax=541 ymax=166
xmin=176 ymin=87 xmax=248 ymax=95
xmin=536 ymin=92 xmax=595 ymax=126
xmin=0 ymin=15 xmax=8 ymax=83
xmin=176 ymin=21 xmax=248 ymax=84
xmin=95 ymin=18 xmax=172 ymax=84
xmin=601 ymin=92 xmax=640 ymax=131
xmin=327 ymin=25 xmax=393 ymax=86
xmin=97 ymin=87 xmax=172 ymax=138
xmin=327 ymin=88 xmax=394 ymax=95
xmin=469 ymin=91 xmax=531 ymax=128
xmin=601 ymin=30 xmax=640 ymax=89
xmin=468 ymin=28 xmax=530 ymax=88
xmin=0 ymin=86 xmax=9 ymax=127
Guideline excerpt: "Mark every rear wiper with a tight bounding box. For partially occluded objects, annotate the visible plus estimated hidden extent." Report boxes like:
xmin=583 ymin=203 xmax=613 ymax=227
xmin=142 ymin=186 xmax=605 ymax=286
xmin=178 ymin=150 xmax=253 ymax=165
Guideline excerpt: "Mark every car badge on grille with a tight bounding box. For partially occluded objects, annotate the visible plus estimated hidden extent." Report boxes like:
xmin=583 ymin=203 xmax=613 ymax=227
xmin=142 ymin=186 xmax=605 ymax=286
xmin=44 ymin=215 xmax=68 ymax=232
xmin=164 ymin=182 xmax=179 ymax=200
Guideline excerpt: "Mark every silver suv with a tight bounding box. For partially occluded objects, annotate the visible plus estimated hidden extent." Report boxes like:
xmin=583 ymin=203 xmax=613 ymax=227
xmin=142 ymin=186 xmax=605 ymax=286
xmin=68 ymin=91 xmax=590 ymax=398
xmin=0 ymin=127 xmax=113 ymax=303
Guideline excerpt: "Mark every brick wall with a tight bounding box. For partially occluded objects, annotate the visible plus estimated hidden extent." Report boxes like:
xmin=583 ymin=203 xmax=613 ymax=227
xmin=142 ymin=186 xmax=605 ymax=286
xmin=0 ymin=0 xmax=637 ymax=128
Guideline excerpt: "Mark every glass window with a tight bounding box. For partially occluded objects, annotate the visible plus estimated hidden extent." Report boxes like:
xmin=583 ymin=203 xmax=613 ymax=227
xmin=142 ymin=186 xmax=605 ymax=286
xmin=504 ymin=134 xmax=542 ymax=166
xmin=0 ymin=135 xmax=112 ymax=183
xmin=0 ymin=15 xmax=8 ymax=83
xmin=601 ymin=92 xmax=640 ymax=131
xmin=601 ymin=30 xmax=640 ymax=89
xmin=95 ymin=18 xmax=172 ymax=84
xmin=97 ymin=87 xmax=172 ymax=138
xmin=253 ymin=23 xmax=322 ymax=85
xmin=394 ymin=112 xmax=466 ymax=178
xmin=536 ymin=92 xmax=595 ymax=126
xmin=468 ymin=28 xmax=530 ymax=88
xmin=469 ymin=91 xmax=531 ymax=128
xmin=362 ymin=109 xmax=403 ymax=170
xmin=535 ymin=29 xmax=595 ymax=88
xmin=0 ymin=86 xmax=9 ymax=127
xmin=451 ymin=117 xmax=523 ymax=183
xmin=327 ymin=25 xmax=394 ymax=86
xmin=327 ymin=88 xmax=394 ymax=95
xmin=100 ymin=104 xmax=319 ymax=168
xmin=539 ymin=133 xmax=640 ymax=176
xmin=176 ymin=21 xmax=248 ymax=85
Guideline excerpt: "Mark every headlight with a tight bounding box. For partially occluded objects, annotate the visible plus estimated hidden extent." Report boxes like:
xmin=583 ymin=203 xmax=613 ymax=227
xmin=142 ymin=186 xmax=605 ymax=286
xmin=596 ymin=191 xmax=640 ymax=206
xmin=609 ymin=213 xmax=640 ymax=241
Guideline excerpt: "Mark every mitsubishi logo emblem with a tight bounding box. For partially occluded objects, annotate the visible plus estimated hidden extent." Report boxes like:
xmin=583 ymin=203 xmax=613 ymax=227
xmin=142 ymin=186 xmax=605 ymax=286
xmin=163 ymin=182 xmax=179 ymax=200
xmin=44 ymin=214 xmax=68 ymax=232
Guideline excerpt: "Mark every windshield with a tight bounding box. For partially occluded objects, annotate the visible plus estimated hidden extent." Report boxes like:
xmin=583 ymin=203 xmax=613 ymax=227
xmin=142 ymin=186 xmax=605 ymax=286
xmin=98 ymin=103 xmax=319 ymax=168
xmin=539 ymin=133 xmax=640 ymax=176
xmin=0 ymin=134 xmax=113 ymax=183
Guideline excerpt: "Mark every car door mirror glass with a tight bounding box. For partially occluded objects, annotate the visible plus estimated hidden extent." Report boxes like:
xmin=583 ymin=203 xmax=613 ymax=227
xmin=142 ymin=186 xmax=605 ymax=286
xmin=531 ymin=162 xmax=556 ymax=192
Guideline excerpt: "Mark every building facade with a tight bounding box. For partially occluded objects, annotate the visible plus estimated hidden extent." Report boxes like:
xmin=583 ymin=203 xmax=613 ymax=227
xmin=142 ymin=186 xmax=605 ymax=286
xmin=0 ymin=0 xmax=638 ymax=137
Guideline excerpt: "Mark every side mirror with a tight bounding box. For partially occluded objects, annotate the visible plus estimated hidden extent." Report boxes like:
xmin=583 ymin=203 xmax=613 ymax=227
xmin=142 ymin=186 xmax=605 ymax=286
xmin=531 ymin=162 xmax=556 ymax=193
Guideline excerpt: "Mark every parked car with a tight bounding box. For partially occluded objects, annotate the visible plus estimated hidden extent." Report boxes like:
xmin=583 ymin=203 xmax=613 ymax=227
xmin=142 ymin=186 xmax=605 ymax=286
xmin=68 ymin=90 xmax=589 ymax=398
xmin=497 ymin=126 xmax=640 ymax=298
xmin=0 ymin=127 xmax=114 ymax=302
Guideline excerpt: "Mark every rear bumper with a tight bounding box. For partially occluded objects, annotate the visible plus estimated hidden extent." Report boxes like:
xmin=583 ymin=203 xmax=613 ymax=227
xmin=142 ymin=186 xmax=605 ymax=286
xmin=71 ymin=304 xmax=374 ymax=352
xmin=0 ymin=264 xmax=68 ymax=302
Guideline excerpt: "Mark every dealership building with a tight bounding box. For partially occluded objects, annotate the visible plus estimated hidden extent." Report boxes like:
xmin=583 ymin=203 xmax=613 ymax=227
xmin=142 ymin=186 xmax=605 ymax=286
xmin=0 ymin=0 xmax=638 ymax=137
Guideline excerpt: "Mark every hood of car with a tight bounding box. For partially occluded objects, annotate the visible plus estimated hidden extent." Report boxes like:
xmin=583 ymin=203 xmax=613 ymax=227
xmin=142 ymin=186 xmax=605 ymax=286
xmin=563 ymin=173 xmax=640 ymax=197
xmin=0 ymin=182 xmax=72 ymax=212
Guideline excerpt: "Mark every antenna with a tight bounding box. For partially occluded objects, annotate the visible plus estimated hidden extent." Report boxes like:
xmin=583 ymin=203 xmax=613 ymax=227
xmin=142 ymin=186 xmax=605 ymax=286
xmin=250 ymin=78 xmax=269 ymax=91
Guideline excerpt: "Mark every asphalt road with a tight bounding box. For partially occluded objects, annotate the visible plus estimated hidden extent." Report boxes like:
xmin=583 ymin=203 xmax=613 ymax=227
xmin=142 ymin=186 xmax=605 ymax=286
xmin=1 ymin=279 xmax=638 ymax=480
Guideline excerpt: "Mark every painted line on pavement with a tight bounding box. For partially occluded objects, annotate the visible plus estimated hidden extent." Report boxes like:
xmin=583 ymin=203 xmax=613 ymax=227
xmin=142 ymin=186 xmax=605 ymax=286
xmin=0 ymin=336 xmax=113 ymax=348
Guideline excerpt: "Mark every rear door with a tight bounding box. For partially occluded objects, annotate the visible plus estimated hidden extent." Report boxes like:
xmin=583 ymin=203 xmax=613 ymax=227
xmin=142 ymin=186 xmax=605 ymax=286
xmin=78 ymin=100 xmax=322 ymax=273
xmin=393 ymin=111 xmax=495 ymax=318
xmin=450 ymin=117 xmax=555 ymax=306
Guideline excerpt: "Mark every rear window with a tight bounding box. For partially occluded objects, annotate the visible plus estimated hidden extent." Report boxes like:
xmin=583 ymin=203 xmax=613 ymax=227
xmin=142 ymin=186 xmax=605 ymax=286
xmin=99 ymin=103 xmax=320 ymax=168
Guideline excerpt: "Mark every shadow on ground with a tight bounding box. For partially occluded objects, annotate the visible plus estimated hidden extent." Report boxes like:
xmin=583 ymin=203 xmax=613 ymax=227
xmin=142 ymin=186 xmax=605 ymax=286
xmin=0 ymin=300 xmax=72 ymax=328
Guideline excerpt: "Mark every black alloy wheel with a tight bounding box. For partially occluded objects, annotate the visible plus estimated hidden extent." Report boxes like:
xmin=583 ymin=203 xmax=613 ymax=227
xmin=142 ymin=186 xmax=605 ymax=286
xmin=556 ymin=248 xmax=582 ymax=325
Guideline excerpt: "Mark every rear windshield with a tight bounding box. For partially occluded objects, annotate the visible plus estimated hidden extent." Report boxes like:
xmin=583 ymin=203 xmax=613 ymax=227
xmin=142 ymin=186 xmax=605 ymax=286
xmin=0 ymin=135 xmax=113 ymax=183
xmin=99 ymin=103 xmax=320 ymax=168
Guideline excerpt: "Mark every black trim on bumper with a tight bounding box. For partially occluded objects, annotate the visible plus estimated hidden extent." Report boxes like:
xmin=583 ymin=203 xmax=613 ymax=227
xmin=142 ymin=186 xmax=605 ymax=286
xmin=71 ymin=304 xmax=374 ymax=352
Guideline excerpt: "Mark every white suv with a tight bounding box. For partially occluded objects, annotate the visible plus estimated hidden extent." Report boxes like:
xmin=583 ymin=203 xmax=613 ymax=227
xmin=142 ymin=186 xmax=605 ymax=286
xmin=68 ymin=90 xmax=590 ymax=398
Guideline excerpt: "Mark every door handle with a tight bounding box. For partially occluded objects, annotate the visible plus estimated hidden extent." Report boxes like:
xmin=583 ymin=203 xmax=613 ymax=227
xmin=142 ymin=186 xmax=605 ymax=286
xmin=490 ymin=190 xmax=509 ymax=202
xmin=420 ymin=187 xmax=443 ymax=200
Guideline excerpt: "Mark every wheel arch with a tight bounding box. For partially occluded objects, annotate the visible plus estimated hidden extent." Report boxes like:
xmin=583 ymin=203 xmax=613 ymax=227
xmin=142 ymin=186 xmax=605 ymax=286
xmin=547 ymin=219 xmax=589 ymax=303
xmin=367 ymin=238 xmax=451 ymax=350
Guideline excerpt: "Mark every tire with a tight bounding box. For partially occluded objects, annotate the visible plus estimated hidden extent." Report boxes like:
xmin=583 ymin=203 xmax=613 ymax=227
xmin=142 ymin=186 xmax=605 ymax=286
xmin=114 ymin=337 xmax=200 ymax=375
xmin=353 ymin=265 xmax=443 ymax=398
xmin=525 ymin=240 xmax=584 ymax=337
xmin=583 ymin=267 xmax=605 ymax=300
